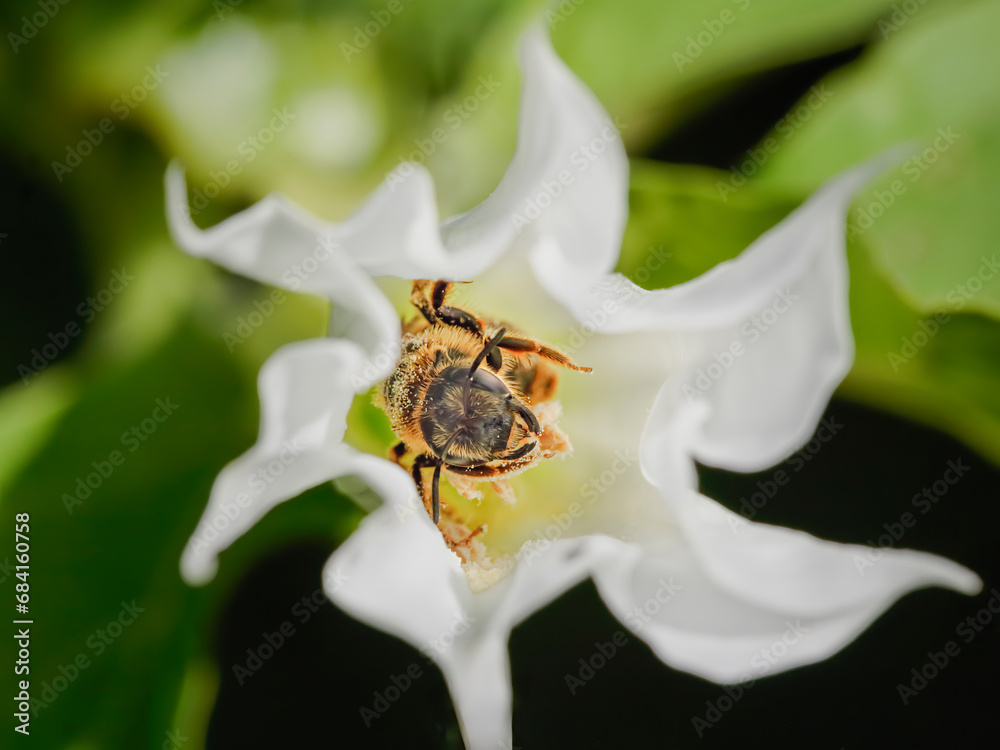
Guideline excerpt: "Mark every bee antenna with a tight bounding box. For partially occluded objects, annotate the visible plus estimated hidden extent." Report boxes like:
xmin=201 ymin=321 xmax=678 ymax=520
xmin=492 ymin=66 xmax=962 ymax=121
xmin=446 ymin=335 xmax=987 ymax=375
xmin=468 ymin=328 xmax=506 ymax=379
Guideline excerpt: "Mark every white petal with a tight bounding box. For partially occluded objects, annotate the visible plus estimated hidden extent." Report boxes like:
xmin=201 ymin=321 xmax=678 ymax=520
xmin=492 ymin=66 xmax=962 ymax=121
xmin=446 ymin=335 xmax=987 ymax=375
xmin=638 ymin=380 xmax=707 ymax=496
xmin=678 ymin=242 xmax=850 ymax=471
xmin=566 ymin=155 xmax=894 ymax=331
xmin=180 ymin=338 xmax=411 ymax=583
xmin=387 ymin=27 xmax=628 ymax=283
xmin=444 ymin=536 xmax=631 ymax=750
xmin=438 ymin=636 xmax=511 ymax=750
xmin=165 ymin=164 xmax=402 ymax=380
xmin=592 ymin=493 xmax=980 ymax=684
xmin=673 ymin=491 xmax=981 ymax=617
xmin=325 ymin=504 xmax=509 ymax=747
xmin=548 ymin=155 xmax=899 ymax=472
xmin=665 ymin=164 xmax=866 ymax=470
xmin=326 ymin=501 xmax=632 ymax=749
xmin=323 ymin=503 xmax=472 ymax=649
xmin=166 ymin=26 xmax=628 ymax=295
xmin=495 ymin=536 xmax=637 ymax=632
xmin=488 ymin=28 xmax=629 ymax=298
xmin=666 ymin=155 xmax=923 ymax=469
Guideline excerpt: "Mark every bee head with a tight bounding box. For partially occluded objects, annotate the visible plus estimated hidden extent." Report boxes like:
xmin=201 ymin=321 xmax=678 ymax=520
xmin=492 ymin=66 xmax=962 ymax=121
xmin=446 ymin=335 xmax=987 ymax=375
xmin=419 ymin=329 xmax=541 ymax=467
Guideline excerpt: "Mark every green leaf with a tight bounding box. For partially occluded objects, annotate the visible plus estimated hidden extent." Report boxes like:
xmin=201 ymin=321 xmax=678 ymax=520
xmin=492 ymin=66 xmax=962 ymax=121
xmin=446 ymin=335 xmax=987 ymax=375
xmin=841 ymin=241 xmax=1000 ymax=467
xmin=554 ymin=0 xmax=908 ymax=148
xmin=756 ymin=0 xmax=1000 ymax=319
xmin=618 ymin=160 xmax=794 ymax=285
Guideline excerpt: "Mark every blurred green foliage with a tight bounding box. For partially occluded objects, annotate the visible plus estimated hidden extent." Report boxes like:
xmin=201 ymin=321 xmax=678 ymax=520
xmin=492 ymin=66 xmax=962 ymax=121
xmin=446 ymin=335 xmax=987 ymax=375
xmin=1 ymin=0 xmax=998 ymax=747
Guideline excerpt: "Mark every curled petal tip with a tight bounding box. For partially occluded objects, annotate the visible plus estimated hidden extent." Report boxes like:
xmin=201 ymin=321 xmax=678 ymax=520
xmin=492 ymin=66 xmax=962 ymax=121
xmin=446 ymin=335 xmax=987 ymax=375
xmin=180 ymin=546 xmax=217 ymax=587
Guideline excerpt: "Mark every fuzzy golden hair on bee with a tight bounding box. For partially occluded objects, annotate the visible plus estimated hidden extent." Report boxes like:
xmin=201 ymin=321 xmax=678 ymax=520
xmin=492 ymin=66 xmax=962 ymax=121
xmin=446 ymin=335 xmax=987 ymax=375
xmin=377 ymin=280 xmax=590 ymax=542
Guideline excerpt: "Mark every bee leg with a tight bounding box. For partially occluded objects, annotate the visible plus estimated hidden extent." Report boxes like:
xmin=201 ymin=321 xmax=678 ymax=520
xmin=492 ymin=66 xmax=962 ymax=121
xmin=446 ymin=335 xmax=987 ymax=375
xmin=486 ymin=345 xmax=503 ymax=372
xmin=411 ymin=280 xmax=484 ymax=337
xmin=389 ymin=441 xmax=408 ymax=465
xmin=505 ymin=395 xmax=542 ymax=435
xmin=527 ymin=362 xmax=559 ymax=403
xmin=411 ymin=454 xmax=438 ymax=521
xmin=430 ymin=280 xmax=452 ymax=310
xmin=498 ymin=336 xmax=592 ymax=373
xmin=502 ymin=440 xmax=537 ymax=461
xmin=469 ymin=328 xmax=506 ymax=375
xmin=410 ymin=280 xmax=439 ymax=325
xmin=411 ymin=457 xmax=427 ymax=511
xmin=436 ymin=305 xmax=483 ymax=338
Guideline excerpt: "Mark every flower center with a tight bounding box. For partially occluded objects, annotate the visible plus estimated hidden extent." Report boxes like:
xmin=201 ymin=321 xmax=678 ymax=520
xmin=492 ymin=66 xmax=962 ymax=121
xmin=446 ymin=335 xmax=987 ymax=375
xmin=344 ymin=267 xmax=676 ymax=580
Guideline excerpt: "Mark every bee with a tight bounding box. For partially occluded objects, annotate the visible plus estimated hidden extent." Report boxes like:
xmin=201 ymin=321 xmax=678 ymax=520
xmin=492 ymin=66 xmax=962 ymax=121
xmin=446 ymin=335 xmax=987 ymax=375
xmin=378 ymin=280 xmax=591 ymax=529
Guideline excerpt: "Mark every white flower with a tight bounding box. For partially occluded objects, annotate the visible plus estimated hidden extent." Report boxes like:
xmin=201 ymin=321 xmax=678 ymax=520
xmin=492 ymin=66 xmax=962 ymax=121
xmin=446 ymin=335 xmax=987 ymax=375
xmin=166 ymin=26 xmax=980 ymax=750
